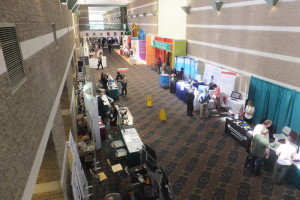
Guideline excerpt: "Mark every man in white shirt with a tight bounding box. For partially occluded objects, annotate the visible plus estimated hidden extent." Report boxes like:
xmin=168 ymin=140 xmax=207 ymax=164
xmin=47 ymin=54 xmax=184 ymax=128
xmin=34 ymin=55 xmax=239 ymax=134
xmin=253 ymin=119 xmax=272 ymax=140
xmin=272 ymin=136 xmax=297 ymax=184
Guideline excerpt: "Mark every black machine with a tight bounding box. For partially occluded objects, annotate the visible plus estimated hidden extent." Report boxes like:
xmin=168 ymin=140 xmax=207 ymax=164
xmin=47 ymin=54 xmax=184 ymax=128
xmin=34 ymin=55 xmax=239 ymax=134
xmin=145 ymin=144 xmax=158 ymax=171
xmin=159 ymin=168 xmax=173 ymax=200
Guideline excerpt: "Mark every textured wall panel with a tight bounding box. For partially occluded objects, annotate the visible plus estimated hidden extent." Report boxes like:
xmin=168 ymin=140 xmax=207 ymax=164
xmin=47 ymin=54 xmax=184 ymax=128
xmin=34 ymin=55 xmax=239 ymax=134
xmin=0 ymin=48 xmax=7 ymax=75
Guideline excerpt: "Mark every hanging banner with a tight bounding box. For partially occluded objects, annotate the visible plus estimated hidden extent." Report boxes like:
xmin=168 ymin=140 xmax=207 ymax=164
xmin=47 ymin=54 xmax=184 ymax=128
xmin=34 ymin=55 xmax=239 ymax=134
xmin=152 ymin=40 xmax=172 ymax=51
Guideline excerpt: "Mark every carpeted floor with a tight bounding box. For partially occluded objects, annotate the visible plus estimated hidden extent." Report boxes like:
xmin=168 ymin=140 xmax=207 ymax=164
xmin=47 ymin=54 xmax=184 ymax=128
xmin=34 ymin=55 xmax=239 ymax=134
xmin=87 ymin=49 xmax=300 ymax=200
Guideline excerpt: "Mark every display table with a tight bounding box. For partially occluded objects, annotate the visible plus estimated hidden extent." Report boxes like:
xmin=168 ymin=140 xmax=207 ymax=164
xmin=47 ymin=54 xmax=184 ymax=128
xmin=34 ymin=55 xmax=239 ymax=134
xmin=101 ymin=94 xmax=110 ymax=114
xmin=116 ymin=105 xmax=133 ymax=129
xmin=159 ymin=74 xmax=170 ymax=88
xmin=121 ymin=128 xmax=144 ymax=168
xmin=176 ymin=82 xmax=189 ymax=103
xmin=287 ymin=163 xmax=300 ymax=189
xmin=170 ymin=78 xmax=177 ymax=93
xmin=265 ymin=146 xmax=300 ymax=189
xmin=107 ymin=82 xmax=119 ymax=100
xmin=224 ymin=118 xmax=253 ymax=151
xmin=88 ymin=56 xmax=107 ymax=69
xmin=225 ymin=98 xmax=245 ymax=115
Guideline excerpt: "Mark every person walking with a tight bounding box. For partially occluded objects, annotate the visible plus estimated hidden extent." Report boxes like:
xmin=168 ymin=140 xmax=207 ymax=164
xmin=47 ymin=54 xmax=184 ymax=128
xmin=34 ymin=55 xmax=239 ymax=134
xmin=97 ymin=55 xmax=103 ymax=70
xmin=121 ymin=74 xmax=128 ymax=96
xmin=273 ymin=136 xmax=297 ymax=184
xmin=186 ymin=86 xmax=195 ymax=116
xmin=249 ymin=129 xmax=270 ymax=176
xmin=198 ymin=89 xmax=211 ymax=119
xmin=108 ymin=44 xmax=112 ymax=54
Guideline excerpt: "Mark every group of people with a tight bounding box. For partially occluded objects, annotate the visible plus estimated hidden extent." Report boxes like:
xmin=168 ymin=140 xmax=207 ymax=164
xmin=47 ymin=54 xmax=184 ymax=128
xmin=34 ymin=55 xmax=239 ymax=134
xmin=185 ymin=84 xmax=221 ymax=119
xmin=248 ymin=119 xmax=298 ymax=185
xmin=99 ymin=72 xmax=128 ymax=96
xmin=98 ymin=72 xmax=128 ymax=135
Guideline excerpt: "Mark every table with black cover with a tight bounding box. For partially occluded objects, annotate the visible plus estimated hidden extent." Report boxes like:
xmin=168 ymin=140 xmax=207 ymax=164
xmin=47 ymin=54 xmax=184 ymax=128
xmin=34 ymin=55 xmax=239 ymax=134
xmin=169 ymin=78 xmax=177 ymax=93
xmin=224 ymin=118 xmax=253 ymax=152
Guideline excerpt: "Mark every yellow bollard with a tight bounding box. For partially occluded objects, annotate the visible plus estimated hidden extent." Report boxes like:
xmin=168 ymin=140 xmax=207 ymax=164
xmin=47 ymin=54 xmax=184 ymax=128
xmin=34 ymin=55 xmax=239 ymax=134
xmin=159 ymin=109 xmax=166 ymax=121
xmin=147 ymin=95 xmax=152 ymax=107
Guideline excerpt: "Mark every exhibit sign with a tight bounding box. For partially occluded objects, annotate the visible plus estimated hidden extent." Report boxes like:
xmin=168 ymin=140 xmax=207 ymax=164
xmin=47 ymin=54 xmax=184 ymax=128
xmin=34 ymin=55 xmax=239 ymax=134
xmin=69 ymin=131 xmax=89 ymax=200
xmin=221 ymin=72 xmax=236 ymax=96
xmin=152 ymin=40 xmax=172 ymax=51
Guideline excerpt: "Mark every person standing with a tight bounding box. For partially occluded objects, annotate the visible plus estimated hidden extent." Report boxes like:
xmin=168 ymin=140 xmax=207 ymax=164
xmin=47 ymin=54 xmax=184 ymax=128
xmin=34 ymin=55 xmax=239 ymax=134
xmin=115 ymin=71 xmax=123 ymax=81
xmin=97 ymin=92 xmax=105 ymax=121
xmin=186 ymin=86 xmax=195 ymax=116
xmin=109 ymin=102 xmax=118 ymax=134
xmin=121 ymin=74 xmax=128 ymax=96
xmin=97 ymin=55 xmax=103 ymax=70
xmin=102 ymin=74 xmax=108 ymax=93
xmin=115 ymin=71 xmax=123 ymax=94
xmin=253 ymin=119 xmax=272 ymax=140
xmin=157 ymin=57 xmax=162 ymax=74
xmin=249 ymin=129 xmax=270 ymax=176
xmin=198 ymin=89 xmax=210 ymax=119
xmin=108 ymin=43 xmax=112 ymax=54
xmin=212 ymin=84 xmax=221 ymax=109
xmin=243 ymin=100 xmax=255 ymax=124
xmin=273 ymin=136 xmax=297 ymax=184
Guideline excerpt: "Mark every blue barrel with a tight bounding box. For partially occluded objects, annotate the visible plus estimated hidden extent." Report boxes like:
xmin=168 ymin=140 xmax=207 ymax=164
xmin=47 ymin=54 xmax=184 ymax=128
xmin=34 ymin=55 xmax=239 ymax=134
xmin=159 ymin=75 xmax=170 ymax=88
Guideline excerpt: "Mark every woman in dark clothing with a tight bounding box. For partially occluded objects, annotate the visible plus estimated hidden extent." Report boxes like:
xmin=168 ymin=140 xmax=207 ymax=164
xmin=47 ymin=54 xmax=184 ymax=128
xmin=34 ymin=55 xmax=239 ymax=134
xmin=102 ymin=74 xmax=108 ymax=92
xmin=109 ymin=102 xmax=118 ymax=134
xmin=157 ymin=57 xmax=162 ymax=74
xmin=115 ymin=71 xmax=123 ymax=82
xmin=100 ymin=73 xmax=104 ymax=84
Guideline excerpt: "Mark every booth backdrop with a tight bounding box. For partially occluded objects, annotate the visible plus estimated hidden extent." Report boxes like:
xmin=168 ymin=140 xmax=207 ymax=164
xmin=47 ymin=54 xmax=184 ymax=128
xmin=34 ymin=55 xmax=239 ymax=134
xmin=248 ymin=76 xmax=300 ymax=134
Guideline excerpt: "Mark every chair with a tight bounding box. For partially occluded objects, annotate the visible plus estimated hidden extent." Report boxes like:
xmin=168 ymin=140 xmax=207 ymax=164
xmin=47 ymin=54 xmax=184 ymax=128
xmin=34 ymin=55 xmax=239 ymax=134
xmin=104 ymin=193 xmax=122 ymax=200
xmin=89 ymin=169 xmax=108 ymax=194
xmin=107 ymin=159 xmax=123 ymax=173
xmin=273 ymin=126 xmax=291 ymax=143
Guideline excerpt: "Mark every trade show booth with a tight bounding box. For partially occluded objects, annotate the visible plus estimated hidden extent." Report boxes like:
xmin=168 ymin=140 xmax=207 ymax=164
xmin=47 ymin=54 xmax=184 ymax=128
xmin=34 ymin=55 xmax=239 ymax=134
xmin=146 ymin=36 xmax=186 ymax=70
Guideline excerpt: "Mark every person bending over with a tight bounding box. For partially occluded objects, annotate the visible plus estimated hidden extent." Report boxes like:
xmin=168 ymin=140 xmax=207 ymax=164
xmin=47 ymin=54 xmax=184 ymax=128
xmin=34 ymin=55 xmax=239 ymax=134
xmin=253 ymin=119 xmax=272 ymax=140
xmin=249 ymin=129 xmax=270 ymax=176
xmin=273 ymin=136 xmax=297 ymax=184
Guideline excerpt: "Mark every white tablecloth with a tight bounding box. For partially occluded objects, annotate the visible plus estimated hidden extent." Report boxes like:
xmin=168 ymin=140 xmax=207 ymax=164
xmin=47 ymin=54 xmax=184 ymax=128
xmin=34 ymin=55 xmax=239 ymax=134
xmin=225 ymin=98 xmax=244 ymax=114
xmin=121 ymin=128 xmax=143 ymax=153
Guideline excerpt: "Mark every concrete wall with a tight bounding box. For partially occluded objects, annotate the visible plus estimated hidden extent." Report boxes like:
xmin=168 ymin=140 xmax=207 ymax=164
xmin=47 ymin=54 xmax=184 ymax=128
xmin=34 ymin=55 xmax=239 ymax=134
xmin=127 ymin=0 xmax=158 ymax=35
xmin=158 ymin=0 xmax=187 ymax=39
xmin=0 ymin=1 xmax=75 ymax=199
xmin=186 ymin=0 xmax=300 ymax=91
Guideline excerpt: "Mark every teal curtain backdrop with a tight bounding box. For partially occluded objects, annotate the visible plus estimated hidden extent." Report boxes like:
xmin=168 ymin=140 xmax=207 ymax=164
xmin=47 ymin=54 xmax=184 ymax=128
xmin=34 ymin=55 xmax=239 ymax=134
xmin=248 ymin=76 xmax=300 ymax=133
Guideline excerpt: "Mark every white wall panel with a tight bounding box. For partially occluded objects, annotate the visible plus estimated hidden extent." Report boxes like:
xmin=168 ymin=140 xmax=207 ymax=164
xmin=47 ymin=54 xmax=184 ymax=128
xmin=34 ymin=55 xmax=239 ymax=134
xmin=158 ymin=0 xmax=187 ymax=39
xmin=0 ymin=48 xmax=6 ymax=75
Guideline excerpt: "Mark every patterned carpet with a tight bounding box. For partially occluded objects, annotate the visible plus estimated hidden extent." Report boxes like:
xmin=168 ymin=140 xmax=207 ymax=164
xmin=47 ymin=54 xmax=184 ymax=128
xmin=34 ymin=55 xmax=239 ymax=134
xmin=87 ymin=48 xmax=300 ymax=200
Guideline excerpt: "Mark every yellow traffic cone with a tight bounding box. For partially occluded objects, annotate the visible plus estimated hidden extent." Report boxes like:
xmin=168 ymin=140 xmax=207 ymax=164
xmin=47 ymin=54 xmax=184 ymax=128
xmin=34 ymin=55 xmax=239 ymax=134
xmin=147 ymin=95 xmax=152 ymax=107
xmin=159 ymin=109 xmax=166 ymax=121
